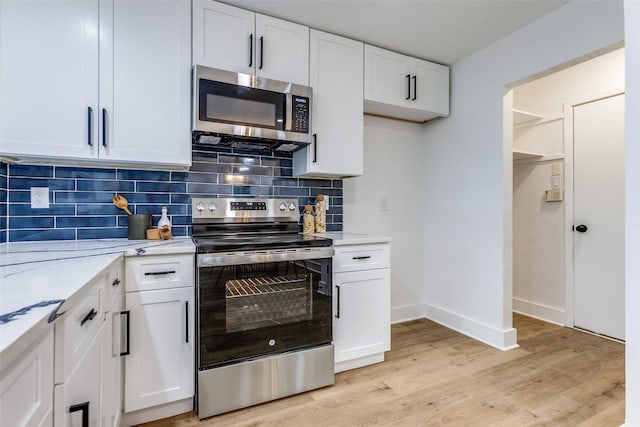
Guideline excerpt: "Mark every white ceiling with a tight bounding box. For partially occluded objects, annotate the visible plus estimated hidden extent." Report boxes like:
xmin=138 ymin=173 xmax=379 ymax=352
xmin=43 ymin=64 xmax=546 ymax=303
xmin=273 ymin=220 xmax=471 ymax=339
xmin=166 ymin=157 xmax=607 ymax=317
xmin=222 ymin=0 xmax=570 ymax=65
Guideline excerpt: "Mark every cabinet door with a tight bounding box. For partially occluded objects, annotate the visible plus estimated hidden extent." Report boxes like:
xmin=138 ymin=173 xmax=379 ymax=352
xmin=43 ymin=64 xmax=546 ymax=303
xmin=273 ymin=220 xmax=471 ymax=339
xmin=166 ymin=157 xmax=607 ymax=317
xmin=294 ymin=30 xmax=363 ymax=177
xmin=0 ymin=0 xmax=98 ymax=160
xmin=255 ymin=14 xmax=309 ymax=85
xmin=102 ymin=0 xmax=191 ymax=167
xmin=54 ymin=323 xmax=105 ymax=427
xmin=363 ymin=45 xmax=410 ymax=108
xmin=0 ymin=330 xmax=54 ymax=427
xmin=411 ymin=59 xmax=450 ymax=117
xmin=333 ymin=269 xmax=391 ymax=364
xmin=192 ymin=0 xmax=255 ymax=75
xmin=124 ymin=287 xmax=194 ymax=413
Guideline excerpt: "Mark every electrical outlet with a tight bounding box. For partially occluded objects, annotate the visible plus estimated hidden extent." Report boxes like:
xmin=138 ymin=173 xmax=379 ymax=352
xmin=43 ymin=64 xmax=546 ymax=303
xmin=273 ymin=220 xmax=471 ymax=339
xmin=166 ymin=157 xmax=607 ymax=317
xmin=31 ymin=187 xmax=50 ymax=209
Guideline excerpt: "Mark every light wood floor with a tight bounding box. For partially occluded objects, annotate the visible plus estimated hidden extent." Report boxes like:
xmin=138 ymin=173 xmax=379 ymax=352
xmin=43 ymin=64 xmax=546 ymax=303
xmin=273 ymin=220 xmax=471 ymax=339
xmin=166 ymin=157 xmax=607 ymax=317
xmin=139 ymin=314 xmax=625 ymax=427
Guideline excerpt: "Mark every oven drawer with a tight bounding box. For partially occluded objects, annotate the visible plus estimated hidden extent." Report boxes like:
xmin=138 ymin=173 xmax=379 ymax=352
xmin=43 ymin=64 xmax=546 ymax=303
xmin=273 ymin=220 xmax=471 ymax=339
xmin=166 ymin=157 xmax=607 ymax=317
xmin=333 ymin=244 xmax=390 ymax=273
xmin=126 ymin=254 xmax=194 ymax=292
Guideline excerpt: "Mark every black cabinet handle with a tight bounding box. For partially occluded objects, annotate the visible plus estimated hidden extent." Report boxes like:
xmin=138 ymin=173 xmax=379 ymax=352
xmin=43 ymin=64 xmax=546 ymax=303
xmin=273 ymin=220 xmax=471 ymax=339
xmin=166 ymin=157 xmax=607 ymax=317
xmin=102 ymin=108 xmax=107 ymax=147
xmin=405 ymin=74 xmax=411 ymax=100
xmin=144 ymin=270 xmax=176 ymax=276
xmin=312 ymin=133 xmax=317 ymax=163
xmin=80 ymin=308 xmax=97 ymax=327
xmin=574 ymin=224 xmax=588 ymax=233
xmin=185 ymin=301 xmax=189 ymax=344
xmin=112 ymin=278 xmax=120 ymax=287
xmin=69 ymin=401 xmax=89 ymax=427
xmin=120 ymin=310 xmax=130 ymax=356
xmin=259 ymin=36 xmax=264 ymax=69
xmin=352 ymin=256 xmax=371 ymax=260
xmin=87 ymin=106 xmax=93 ymax=146
xmin=412 ymin=75 xmax=417 ymax=101
xmin=249 ymin=34 xmax=253 ymax=67
xmin=335 ymin=285 xmax=341 ymax=319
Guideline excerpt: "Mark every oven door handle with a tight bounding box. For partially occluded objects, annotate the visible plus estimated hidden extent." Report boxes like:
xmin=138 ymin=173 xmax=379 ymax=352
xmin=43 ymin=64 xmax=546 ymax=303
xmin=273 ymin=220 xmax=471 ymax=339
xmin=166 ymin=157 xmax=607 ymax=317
xmin=335 ymin=285 xmax=340 ymax=319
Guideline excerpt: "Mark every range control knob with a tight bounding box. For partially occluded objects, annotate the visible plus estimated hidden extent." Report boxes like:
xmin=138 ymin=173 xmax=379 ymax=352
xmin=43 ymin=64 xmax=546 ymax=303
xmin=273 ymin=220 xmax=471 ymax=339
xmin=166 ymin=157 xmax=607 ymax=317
xmin=288 ymin=203 xmax=296 ymax=211
xmin=196 ymin=202 xmax=205 ymax=212
xmin=208 ymin=202 xmax=217 ymax=212
xmin=279 ymin=203 xmax=287 ymax=211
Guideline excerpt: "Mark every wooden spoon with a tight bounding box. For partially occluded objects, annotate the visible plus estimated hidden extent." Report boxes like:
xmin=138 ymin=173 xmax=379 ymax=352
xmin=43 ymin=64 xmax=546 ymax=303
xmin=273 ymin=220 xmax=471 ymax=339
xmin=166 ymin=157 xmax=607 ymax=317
xmin=112 ymin=194 xmax=132 ymax=215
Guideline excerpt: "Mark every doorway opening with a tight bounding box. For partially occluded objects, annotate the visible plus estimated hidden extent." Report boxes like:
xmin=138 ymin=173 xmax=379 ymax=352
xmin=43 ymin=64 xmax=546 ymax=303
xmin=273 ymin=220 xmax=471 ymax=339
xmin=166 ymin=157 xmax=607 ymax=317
xmin=506 ymin=48 xmax=625 ymax=340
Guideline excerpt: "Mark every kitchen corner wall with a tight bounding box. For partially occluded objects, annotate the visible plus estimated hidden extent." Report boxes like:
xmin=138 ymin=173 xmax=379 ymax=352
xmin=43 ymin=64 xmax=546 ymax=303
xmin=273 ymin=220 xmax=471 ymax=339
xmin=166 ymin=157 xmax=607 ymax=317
xmin=0 ymin=145 xmax=342 ymax=243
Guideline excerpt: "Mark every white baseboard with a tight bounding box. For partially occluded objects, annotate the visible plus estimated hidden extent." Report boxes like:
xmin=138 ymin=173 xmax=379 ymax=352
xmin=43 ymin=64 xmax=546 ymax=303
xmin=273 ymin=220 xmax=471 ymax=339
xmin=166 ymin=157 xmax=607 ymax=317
xmin=391 ymin=303 xmax=426 ymax=324
xmin=424 ymin=303 xmax=519 ymax=351
xmin=513 ymin=298 xmax=565 ymax=326
xmin=335 ymin=353 xmax=385 ymax=373
xmin=119 ymin=398 xmax=193 ymax=427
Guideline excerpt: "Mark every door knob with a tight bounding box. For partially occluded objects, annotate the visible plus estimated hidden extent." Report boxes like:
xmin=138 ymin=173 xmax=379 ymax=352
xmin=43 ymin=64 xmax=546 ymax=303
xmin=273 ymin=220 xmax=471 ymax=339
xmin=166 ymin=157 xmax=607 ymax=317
xmin=574 ymin=224 xmax=588 ymax=233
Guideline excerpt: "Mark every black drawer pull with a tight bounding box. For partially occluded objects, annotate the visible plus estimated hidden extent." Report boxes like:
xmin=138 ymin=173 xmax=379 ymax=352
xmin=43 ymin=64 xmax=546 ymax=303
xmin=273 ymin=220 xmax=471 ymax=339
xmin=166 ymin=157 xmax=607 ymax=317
xmin=185 ymin=301 xmax=189 ymax=344
xmin=69 ymin=401 xmax=89 ymax=427
xmin=352 ymin=256 xmax=372 ymax=260
xmin=80 ymin=308 xmax=97 ymax=326
xmin=112 ymin=278 xmax=120 ymax=287
xmin=144 ymin=270 xmax=176 ymax=276
xmin=121 ymin=310 xmax=130 ymax=356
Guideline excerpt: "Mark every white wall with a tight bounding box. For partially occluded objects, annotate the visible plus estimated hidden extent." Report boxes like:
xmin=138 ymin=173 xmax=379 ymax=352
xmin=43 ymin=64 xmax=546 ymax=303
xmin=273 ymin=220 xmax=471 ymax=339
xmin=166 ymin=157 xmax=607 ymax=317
xmin=624 ymin=0 xmax=640 ymax=423
xmin=512 ymin=49 xmax=625 ymax=325
xmin=420 ymin=0 xmax=624 ymax=350
xmin=343 ymin=115 xmax=427 ymax=323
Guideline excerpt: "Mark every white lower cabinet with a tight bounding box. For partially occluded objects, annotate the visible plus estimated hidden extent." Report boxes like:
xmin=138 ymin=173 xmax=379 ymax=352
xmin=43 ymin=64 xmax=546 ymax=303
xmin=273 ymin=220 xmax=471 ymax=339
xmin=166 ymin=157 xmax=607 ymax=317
xmin=0 ymin=329 xmax=54 ymax=427
xmin=123 ymin=255 xmax=194 ymax=415
xmin=333 ymin=243 xmax=391 ymax=373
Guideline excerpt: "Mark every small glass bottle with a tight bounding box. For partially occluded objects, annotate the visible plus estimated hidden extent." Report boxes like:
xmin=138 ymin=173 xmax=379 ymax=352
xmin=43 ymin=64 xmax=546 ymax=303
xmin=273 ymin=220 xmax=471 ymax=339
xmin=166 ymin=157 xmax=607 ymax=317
xmin=157 ymin=206 xmax=172 ymax=230
xmin=315 ymin=194 xmax=326 ymax=233
xmin=302 ymin=205 xmax=315 ymax=234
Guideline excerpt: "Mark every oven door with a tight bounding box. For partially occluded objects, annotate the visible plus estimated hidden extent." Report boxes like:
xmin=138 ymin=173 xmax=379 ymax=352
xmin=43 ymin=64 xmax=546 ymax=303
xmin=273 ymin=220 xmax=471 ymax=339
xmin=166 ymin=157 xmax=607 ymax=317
xmin=197 ymin=248 xmax=333 ymax=370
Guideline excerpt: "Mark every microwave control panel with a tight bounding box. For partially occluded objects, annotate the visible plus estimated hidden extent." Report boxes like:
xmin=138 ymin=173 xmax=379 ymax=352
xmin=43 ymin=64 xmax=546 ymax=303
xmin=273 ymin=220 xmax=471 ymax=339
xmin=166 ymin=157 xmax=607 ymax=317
xmin=292 ymin=96 xmax=310 ymax=134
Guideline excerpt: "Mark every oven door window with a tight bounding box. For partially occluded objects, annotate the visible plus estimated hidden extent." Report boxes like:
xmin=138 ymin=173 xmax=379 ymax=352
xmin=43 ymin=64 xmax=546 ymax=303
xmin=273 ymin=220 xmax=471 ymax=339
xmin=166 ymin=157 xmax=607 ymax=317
xmin=198 ymin=258 xmax=332 ymax=369
xmin=198 ymin=79 xmax=286 ymax=130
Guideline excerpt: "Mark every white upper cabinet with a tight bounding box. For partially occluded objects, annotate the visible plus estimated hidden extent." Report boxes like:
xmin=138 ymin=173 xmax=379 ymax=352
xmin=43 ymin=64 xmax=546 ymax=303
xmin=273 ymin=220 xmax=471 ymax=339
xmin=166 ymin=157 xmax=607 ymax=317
xmin=364 ymin=45 xmax=449 ymax=122
xmin=0 ymin=0 xmax=99 ymax=160
xmin=105 ymin=0 xmax=191 ymax=167
xmin=294 ymin=30 xmax=363 ymax=177
xmin=0 ymin=0 xmax=191 ymax=168
xmin=192 ymin=1 xmax=255 ymax=75
xmin=193 ymin=0 xmax=309 ymax=85
xmin=254 ymin=14 xmax=309 ymax=85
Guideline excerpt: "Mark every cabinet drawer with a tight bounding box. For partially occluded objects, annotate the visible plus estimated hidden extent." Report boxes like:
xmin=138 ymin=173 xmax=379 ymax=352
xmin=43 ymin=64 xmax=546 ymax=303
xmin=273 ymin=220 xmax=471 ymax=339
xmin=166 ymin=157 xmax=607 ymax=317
xmin=333 ymin=244 xmax=390 ymax=273
xmin=54 ymin=280 xmax=104 ymax=384
xmin=102 ymin=260 xmax=124 ymax=314
xmin=125 ymin=254 xmax=194 ymax=292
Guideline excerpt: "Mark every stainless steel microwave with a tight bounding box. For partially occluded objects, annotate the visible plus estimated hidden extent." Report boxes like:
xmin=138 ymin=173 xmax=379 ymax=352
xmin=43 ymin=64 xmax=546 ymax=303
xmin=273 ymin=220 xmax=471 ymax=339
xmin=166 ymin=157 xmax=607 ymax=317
xmin=193 ymin=65 xmax=312 ymax=149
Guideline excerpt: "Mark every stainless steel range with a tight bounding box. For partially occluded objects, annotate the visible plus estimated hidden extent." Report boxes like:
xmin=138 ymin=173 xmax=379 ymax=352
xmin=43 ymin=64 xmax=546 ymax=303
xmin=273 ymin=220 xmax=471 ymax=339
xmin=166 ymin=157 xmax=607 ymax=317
xmin=192 ymin=198 xmax=334 ymax=418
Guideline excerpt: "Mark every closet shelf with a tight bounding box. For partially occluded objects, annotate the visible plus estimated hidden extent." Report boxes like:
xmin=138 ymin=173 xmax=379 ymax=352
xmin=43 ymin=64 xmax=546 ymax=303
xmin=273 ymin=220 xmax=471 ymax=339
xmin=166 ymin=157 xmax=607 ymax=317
xmin=513 ymin=109 xmax=543 ymax=125
xmin=513 ymin=150 xmax=544 ymax=161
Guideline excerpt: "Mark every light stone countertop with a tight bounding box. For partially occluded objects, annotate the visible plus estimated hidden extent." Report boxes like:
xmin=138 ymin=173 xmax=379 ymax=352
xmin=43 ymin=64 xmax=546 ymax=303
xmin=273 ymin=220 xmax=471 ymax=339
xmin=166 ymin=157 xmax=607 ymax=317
xmin=313 ymin=231 xmax=392 ymax=246
xmin=0 ymin=238 xmax=195 ymax=365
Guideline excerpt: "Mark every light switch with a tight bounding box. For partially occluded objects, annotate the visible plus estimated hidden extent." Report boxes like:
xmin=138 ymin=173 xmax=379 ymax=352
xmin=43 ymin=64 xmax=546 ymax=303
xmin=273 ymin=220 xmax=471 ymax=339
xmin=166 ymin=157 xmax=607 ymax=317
xmin=551 ymin=162 xmax=562 ymax=176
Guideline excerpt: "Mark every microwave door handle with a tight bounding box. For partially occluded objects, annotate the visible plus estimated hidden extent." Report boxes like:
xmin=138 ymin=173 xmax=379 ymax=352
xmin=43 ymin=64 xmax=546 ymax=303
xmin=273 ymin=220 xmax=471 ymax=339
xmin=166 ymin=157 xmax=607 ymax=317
xmin=285 ymin=93 xmax=293 ymax=132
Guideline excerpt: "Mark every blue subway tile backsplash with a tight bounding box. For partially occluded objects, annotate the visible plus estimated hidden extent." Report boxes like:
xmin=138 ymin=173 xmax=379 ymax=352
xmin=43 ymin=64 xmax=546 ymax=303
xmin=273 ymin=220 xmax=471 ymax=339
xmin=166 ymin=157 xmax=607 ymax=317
xmin=0 ymin=145 xmax=343 ymax=243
